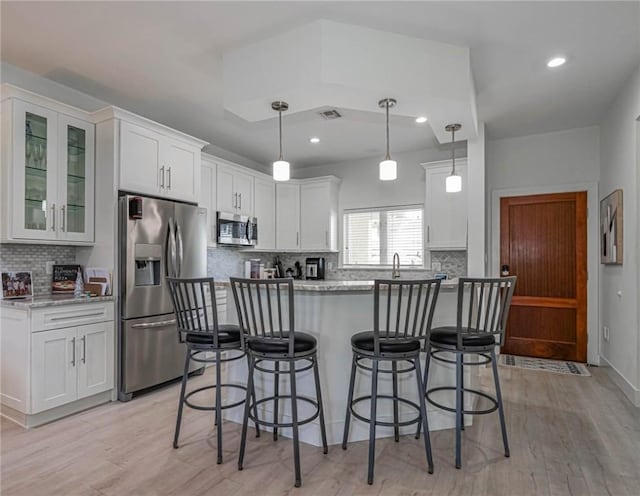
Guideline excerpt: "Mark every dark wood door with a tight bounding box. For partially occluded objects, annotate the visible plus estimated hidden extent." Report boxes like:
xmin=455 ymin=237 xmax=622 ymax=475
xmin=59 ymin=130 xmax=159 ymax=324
xmin=500 ymin=192 xmax=587 ymax=362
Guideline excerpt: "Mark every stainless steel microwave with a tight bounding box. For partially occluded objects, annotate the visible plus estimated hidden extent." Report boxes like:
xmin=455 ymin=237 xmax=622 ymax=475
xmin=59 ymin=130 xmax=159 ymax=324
xmin=217 ymin=212 xmax=258 ymax=246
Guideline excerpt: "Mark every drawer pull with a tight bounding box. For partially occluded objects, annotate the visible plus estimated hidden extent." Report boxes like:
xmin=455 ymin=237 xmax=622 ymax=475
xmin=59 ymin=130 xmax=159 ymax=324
xmin=50 ymin=311 xmax=105 ymax=321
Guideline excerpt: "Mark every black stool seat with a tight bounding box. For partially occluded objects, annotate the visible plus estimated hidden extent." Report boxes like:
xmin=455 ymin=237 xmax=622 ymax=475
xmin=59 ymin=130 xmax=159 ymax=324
xmin=419 ymin=277 xmax=517 ymax=470
xmin=231 ymin=278 xmax=328 ymax=488
xmin=167 ymin=278 xmax=259 ymax=465
xmin=342 ymin=279 xmax=441 ymax=485
xmin=351 ymin=331 xmax=421 ymax=353
xmin=186 ymin=324 xmax=242 ymax=345
xmin=430 ymin=328 xmax=496 ymax=347
xmin=248 ymin=332 xmax=316 ymax=354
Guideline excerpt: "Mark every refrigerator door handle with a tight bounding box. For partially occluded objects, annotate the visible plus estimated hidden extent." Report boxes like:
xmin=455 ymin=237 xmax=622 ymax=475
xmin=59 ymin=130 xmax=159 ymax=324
xmin=167 ymin=218 xmax=177 ymax=277
xmin=176 ymin=223 xmax=184 ymax=277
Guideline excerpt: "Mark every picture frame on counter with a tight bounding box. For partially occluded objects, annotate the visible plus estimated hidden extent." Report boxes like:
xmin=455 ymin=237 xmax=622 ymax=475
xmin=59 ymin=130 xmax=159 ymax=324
xmin=1 ymin=271 xmax=33 ymax=299
xmin=52 ymin=264 xmax=83 ymax=293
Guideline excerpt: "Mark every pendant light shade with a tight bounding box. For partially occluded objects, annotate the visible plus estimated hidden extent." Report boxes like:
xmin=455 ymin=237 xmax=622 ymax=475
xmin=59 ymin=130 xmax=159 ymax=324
xmin=272 ymin=101 xmax=290 ymax=182
xmin=378 ymin=98 xmax=397 ymax=181
xmin=445 ymin=123 xmax=462 ymax=193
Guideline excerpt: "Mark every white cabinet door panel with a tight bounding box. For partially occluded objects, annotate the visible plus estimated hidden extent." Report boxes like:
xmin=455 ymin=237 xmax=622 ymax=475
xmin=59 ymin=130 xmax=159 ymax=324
xmin=425 ymin=162 xmax=467 ymax=249
xmin=31 ymin=327 xmax=77 ymax=413
xmin=254 ymin=177 xmax=275 ymax=250
xmin=200 ymin=162 xmax=217 ymax=246
xmin=300 ymin=182 xmax=330 ymax=250
xmin=119 ymin=121 xmax=162 ymax=196
xmin=77 ymin=322 xmax=114 ymax=399
xmin=12 ymin=100 xmax=59 ymax=240
xmin=276 ymin=183 xmax=300 ymax=249
xmin=216 ymin=166 xmax=235 ymax=212
xmin=164 ymin=138 xmax=198 ymax=202
xmin=234 ymin=172 xmax=254 ymax=216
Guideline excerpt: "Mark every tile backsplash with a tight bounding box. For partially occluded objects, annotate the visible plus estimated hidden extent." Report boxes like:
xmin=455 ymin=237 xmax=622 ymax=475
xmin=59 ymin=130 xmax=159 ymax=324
xmin=0 ymin=244 xmax=77 ymax=295
xmin=207 ymin=247 xmax=466 ymax=281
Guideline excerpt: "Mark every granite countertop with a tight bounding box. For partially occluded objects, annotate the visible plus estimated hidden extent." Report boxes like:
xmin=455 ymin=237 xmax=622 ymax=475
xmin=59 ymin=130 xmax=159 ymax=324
xmin=0 ymin=294 xmax=115 ymax=309
xmin=216 ymin=279 xmax=458 ymax=292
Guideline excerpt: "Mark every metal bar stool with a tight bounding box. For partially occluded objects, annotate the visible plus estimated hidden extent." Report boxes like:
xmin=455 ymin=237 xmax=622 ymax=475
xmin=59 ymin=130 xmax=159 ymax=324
xmin=342 ymin=279 xmax=441 ymax=485
xmin=416 ymin=276 xmax=517 ymax=469
xmin=167 ymin=277 xmax=260 ymax=464
xmin=230 ymin=277 xmax=328 ymax=488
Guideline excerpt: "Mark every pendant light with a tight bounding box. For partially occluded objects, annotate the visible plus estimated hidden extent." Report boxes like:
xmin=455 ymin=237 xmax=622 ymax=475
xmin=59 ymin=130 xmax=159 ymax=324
xmin=445 ymin=123 xmax=462 ymax=193
xmin=272 ymin=101 xmax=290 ymax=181
xmin=378 ymin=98 xmax=397 ymax=181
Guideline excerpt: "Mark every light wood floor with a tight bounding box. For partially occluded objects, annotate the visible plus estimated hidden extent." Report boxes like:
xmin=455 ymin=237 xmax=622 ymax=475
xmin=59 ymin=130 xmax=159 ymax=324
xmin=2 ymin=365 xmax=639 ymax=496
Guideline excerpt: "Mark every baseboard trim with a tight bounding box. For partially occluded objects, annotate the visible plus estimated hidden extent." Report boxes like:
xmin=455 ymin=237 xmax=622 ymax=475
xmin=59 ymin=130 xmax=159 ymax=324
xmin=599 ymin=355 xmax=640 ymax=407
xmin=1 ymin=390 xmax=113 ymax=428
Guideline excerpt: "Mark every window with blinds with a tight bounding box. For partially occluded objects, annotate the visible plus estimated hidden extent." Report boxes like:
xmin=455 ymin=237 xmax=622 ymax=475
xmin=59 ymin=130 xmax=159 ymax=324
xmin=343 ymin=206 xmax=423 ymax=266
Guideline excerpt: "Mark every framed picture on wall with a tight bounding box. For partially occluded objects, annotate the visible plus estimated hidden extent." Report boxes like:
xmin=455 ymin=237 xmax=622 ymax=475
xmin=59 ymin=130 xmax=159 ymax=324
xmin=1 ymin=271 xmax=33 ymax=299
xmin=600 ymin=189 xmax=623 ymax=264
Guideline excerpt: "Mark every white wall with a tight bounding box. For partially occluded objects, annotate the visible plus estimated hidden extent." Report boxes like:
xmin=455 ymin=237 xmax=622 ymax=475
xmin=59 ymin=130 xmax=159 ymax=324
xmin=295 ymin=147 xmax=457 ymax=209
xmin=598 ymin=65 xmax=640 ymax=405
xmin=486 ymin=126 xmax=601 ymax=365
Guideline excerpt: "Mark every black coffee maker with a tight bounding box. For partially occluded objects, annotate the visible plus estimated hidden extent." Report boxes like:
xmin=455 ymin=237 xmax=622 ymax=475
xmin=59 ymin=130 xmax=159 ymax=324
xmin=305 ymin=257 xmax=325 ymax=280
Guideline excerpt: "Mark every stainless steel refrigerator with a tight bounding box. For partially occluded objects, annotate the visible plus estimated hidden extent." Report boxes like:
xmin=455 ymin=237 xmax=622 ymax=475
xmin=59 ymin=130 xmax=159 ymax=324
xmin=118 ymin=194 xmax=206 ymax=401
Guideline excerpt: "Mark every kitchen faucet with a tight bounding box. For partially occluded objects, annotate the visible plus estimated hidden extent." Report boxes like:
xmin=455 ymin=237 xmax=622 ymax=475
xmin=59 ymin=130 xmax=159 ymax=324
xmin=392 ymin=252 xmax=400 ymax=279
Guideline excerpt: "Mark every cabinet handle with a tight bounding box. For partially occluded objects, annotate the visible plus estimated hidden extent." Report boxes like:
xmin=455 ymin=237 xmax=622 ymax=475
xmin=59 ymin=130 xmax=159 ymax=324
xmin=50 ymin=311 xmax=104 ymax=321
xmin=325 ymin=231 xmax=328 ymax=247
xmin=81 ymin=335 xmax=86 ymax=364
xmin=160 ymin=166 xmax=165 ymax=189
xmin=167 ymin=167 xmax=172 ymax=190
xmin=61 ymin=205 xmax=66 ymax=232
xmin=71 ymin=337 xmax=76 ymax=367
xmin=51 ymin=204 xmax=56 ymax=231
xmin=238 ymin=193 xmax=242 ymax=210
xmin=297 ymin=232 xmax=299 ymax=247
xmin=427 ymin=225 xmax=430 ymax=243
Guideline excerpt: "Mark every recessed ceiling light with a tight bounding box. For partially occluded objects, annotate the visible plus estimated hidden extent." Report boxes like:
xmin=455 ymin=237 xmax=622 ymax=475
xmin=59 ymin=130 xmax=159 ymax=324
xmin=309 ymin=137 xmax=320 ymax=144
xmin=415 ymin=116 xmax=428 ymax=124
xmin=547 ymin=56 xmax=566 ymax=68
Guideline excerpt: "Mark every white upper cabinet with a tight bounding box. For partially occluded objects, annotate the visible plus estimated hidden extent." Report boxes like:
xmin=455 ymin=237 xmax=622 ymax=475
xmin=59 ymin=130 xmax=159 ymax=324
xmin=216 ymin=164 xmax=253 ymax=216
xmin=423 ymin=160 xmax=468 ymax=250
xmin=200 ymin=159 xmax=217 ymax=247
xmin=119 ymin=119 xmax=204 ymax=203
xmin=253 ymin=176 xmax=276 ymax=250
xmin=1 ymin=88 xmax=95 ymax=244
xmin=300 ymin=179 xmax=340 ymax=251
xmin=276 ymin=182 xmax=301 ymax=249
xmin=275 ymin=177 xmax=340 ymax=252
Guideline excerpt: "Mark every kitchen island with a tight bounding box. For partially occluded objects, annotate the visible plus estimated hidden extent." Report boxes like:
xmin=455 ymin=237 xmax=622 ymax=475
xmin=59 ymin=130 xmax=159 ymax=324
xmin=220 ymin=279 xmax=475 ymax=447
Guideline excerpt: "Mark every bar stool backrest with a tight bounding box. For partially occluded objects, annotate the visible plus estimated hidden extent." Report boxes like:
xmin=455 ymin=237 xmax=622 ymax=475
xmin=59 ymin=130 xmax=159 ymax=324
xmin=167 ymin=277 xmax=219 ymax=346
xmin=230 ymin=278 xmax=296 ymax=356
xmin=373 ymin=279 xmax=441 ymax=355
xmin=455 ymin=277 xmax=517 ymax=348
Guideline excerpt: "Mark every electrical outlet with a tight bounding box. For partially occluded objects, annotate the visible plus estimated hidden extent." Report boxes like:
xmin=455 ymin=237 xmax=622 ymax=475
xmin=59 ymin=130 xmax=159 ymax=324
xmin=431 ymin=262 xmax=442 ymax=271
xmin=45 ymin=261 xmax=56 ymax=275
xmin=603 ymin=326 xmax=610 ymax=342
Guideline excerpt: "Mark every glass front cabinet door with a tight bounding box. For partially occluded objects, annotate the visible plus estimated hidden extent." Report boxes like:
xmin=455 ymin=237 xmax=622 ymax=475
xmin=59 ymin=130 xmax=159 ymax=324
xmin=10 ymin=99 xmax=94 ymax=243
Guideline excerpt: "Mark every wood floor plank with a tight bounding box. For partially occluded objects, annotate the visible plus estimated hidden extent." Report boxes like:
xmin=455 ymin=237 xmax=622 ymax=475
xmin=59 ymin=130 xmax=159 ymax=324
xmin=1 ymin=366 xmax=638 ymax=495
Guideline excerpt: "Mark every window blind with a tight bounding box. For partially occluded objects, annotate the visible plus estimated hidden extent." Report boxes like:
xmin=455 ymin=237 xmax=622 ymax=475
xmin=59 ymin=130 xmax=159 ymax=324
xmin=343 ymin=206 xmax=423 ymax=266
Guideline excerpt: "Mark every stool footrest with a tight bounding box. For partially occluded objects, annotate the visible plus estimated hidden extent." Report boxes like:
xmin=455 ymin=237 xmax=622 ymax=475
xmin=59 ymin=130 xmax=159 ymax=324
xmin=430 ymin=350 xmax=492 ymax=366
xmin=184 ymin=383 xmax=247 ymax=411
xmin=426 ymin=386 xmax=498 ymax=415
xmin=350 ymin=394 xmax=422 ymax=427
xmin=249 ymin=394 xmax=320 ymax=428
xmin=355 ymin=356 xmax=416 ymax=374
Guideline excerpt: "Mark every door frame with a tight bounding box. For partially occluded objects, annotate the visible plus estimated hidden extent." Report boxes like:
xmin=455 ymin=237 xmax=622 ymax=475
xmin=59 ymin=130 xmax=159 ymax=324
xmin=490 ymin=181 xmax=599 ymax=365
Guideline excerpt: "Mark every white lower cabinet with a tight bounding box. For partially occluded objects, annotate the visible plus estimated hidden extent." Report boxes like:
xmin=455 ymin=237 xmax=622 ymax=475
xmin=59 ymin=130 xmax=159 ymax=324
xmin=0 ymin=301 xmax=115 ymax=426
xmin=31 ymin=327 xmax=77 ymax=412
xmin=31 ymin=319 xmax=114 ymax=414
